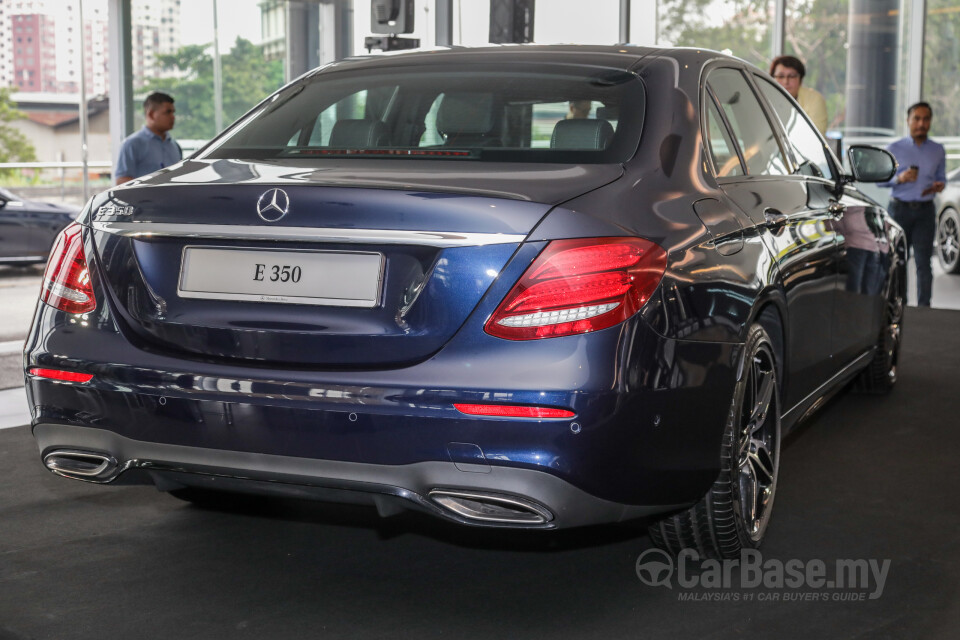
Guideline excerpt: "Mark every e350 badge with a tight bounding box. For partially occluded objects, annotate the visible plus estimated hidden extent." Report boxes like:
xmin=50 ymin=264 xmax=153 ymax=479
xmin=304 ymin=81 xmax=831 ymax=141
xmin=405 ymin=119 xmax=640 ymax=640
xmin=96 ymin=203 xmax=136 ymax=217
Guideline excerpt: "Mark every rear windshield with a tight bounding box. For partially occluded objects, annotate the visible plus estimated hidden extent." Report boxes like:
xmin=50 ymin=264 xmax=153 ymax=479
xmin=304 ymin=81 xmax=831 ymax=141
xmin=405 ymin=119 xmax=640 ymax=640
xmin=198 ymin=63 xmax=645 ymax=164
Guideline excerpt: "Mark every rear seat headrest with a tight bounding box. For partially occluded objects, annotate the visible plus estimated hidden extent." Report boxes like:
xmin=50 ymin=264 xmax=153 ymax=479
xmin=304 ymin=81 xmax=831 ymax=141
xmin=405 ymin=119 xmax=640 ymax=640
xmin=550 ymin=119 xmax=615 ymax=150
xmin=436 ymin=93 xmax=495 ymax=135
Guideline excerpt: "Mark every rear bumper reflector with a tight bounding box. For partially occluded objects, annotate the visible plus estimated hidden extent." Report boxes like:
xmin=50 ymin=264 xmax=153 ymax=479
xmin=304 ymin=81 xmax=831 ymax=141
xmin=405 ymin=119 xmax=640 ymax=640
xmin=454 ymin=403 xmax=575 ymax=418
xmin=28 ymin=368 xmax=94 ymax=383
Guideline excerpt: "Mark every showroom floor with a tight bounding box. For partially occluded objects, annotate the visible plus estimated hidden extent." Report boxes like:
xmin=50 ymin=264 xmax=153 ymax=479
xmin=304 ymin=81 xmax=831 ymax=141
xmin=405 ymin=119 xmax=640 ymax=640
xmin=2 ymin=308 xmax=960 ymax=637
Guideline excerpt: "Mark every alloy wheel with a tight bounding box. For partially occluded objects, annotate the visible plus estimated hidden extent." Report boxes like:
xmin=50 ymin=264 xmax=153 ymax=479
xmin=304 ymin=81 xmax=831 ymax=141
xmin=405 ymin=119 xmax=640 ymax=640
xmin=937 ymin=209 xmax=960 ymax=273
xmin=735 ymin=346 xmax=779 ymax=542
xmin=883 ymin=269 xmax=905 ymax=384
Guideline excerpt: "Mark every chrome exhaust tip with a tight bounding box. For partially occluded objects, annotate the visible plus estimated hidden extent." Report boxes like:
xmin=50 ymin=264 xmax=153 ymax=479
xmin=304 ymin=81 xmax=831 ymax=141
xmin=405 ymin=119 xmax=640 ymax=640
xmin=428 ymin=489 xmax=552 ymax=525
xmin=43 ymin=450 xmax=118 ymax=480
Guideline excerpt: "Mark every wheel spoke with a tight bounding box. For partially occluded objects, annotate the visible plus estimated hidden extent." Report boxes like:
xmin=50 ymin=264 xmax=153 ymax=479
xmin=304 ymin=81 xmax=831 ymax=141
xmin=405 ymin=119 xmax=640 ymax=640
xmin=738 ymin=459 xmax=758 ymax=528
xmin=886 ymin=274 xmax=904 ymax=324
xmin=746 ymin=362 xmax=774 ymax=435
xmin=748 ymin=441 xmax=775 ymax=484
xmin=939 ymin=215 xmax=960 ymax=267
xmin=888 ymin=298 xmax=902 ymax=323
xmin=733 ymin=338 xmax=780 ymax=540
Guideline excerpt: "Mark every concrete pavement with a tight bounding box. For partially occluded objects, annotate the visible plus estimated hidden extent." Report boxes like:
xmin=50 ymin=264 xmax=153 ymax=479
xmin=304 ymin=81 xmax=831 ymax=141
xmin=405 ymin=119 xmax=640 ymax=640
xmin=0 ymin=386 xmax=30 ymax=430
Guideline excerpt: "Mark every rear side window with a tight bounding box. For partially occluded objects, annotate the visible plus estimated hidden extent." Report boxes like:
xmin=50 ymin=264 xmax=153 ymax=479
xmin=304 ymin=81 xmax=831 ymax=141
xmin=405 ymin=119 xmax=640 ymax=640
xmin=705 ymin=95 xmax=745 ymax=177
xmin=706 ymin=68 xmax=788 ymax=177
xmin=754 ymin=75 xmax=834 ymax=180
xmin=200 ymin=65 xmax=645 ymax=164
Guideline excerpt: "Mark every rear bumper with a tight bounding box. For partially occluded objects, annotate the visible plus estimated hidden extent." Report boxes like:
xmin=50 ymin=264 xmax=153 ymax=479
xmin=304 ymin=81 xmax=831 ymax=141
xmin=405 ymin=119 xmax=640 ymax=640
xmin=25 ymin=308 xmax=739 ymax=510
xmin=33 ymin=423 xmax=690 ymax=529
xmin=25 ymin=278 xmax=741 ymax=524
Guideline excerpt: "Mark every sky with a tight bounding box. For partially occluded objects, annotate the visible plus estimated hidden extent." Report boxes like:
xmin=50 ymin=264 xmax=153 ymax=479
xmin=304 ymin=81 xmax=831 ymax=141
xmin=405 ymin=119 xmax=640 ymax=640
xmin=179 ymin=0 xmax=263 ymax=51
xmin=68 ymin=0 xmax=711 ymax=53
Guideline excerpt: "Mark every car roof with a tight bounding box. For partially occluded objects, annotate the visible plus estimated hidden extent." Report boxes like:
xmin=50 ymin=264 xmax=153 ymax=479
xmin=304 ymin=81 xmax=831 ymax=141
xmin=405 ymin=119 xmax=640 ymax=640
xmin=313 ymin=44 xmax=738 ymax=76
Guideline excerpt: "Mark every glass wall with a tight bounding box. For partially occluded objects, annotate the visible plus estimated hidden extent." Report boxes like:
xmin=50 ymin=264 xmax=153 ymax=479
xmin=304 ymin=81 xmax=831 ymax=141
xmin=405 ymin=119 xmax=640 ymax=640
xmin=536 ymin=0 xmax=620 ymax=44
xmin=452 ymin=0 xmax=491 ymax=46
xmin=924 ymin=0 xmax=960 ymax=152
xmin=4 ymin=0 xmax=960 ymax=191
xmin=784 ymin=1 xmax=852 ymax=135
xmin=131 ymin=0 xmax=284 ymax=151
xmin=656 ymin=0 xmax=776 ymax=70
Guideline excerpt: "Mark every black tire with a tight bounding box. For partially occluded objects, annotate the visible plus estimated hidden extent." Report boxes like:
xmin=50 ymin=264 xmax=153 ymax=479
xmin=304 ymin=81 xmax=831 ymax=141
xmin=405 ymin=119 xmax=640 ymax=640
xmin=649 ymin=324 xmax=781 ymax=559
xmin=855 ymin=262 xmax=905 ymax=394
xmin=937 ymin=207 xmax=960 ymax=274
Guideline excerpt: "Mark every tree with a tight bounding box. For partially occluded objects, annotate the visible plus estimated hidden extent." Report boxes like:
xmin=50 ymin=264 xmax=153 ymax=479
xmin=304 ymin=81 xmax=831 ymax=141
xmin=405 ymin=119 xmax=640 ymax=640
xmin=923 ymin=0 xmax=960 ymax=138
xmin=143 ymin=44 xmax=215 ymax=140
xmin=658 ymin=0 xmax=850 ymax=131
xmin=657 ymin=0 xmax=960 ymax=144
xmin=0 ymin=87 xmax=38 ymax=175
xmin=143 ymin=37 xmax=284 ymax=140
xmin=658 ymin=0 xmax=774 ymax=69
xmin=783 ymin=0 xmax=850 ymax=132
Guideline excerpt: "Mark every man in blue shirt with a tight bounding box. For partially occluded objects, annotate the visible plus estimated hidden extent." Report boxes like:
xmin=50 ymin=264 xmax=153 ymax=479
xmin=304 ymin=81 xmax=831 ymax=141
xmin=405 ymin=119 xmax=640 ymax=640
xmin=115 ymin=92 xmax=182 ymax=184
xmin=882 ymin=102 xmax=946 ymax=307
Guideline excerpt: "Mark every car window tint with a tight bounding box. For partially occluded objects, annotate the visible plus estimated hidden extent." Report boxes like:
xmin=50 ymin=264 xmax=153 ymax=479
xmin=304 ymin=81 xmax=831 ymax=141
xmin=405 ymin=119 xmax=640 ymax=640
xmin=755 ymin=75 xmax=834 ymax=180
xmin=705 ymin=95 xmax=744 ymax=177
xmin=199 ymin=66 xmax=645 ymax=164
xmin=306 ymin=115 xmax=325 ymax=146
xmin=706 ymin=68 xmax=788 ymax=177
xmin=527 ymin=101 xmax=606 ymax=149
xmin=280 ymin=89 xmax=374 ymax=148
xmin=419 ymin=94 xmax=445 ymax=146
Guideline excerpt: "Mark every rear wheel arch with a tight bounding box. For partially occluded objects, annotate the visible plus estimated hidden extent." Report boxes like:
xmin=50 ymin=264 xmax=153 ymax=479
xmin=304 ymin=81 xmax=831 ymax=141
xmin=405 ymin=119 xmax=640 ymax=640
xmin=744 ymin=294 xmax=787 ymax=389
xmin=649 ymin=321 xmax=782 ymax=558
xmin=755 ymin=305 xmax=784 ymax=371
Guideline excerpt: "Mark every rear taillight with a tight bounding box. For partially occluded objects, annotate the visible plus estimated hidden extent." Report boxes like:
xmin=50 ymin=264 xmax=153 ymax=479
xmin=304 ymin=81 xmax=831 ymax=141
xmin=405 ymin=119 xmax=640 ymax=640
xmin=40 ymin=222 xmax=96 ymax=314
xmin=485 ymin=237 xmax=667 ymax=340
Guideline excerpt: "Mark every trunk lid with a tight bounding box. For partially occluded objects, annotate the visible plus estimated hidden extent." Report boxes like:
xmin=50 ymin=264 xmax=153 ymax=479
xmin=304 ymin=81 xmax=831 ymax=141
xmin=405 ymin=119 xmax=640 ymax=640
xmin=87 ymin=160 xmax=622 ymax=367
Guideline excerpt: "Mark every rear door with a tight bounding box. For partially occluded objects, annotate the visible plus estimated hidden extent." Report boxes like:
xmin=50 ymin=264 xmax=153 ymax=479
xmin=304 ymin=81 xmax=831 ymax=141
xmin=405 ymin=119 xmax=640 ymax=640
xmin=703 ymin=66 xmax=840 ymax=410
xmin=753 ymin=73 xmax=884 ymax=368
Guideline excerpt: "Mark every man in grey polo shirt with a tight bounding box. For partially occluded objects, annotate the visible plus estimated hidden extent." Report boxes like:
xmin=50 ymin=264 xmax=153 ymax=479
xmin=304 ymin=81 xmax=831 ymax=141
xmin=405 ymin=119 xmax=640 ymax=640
xmin=115 ymin=92 xmax=182 ymax=184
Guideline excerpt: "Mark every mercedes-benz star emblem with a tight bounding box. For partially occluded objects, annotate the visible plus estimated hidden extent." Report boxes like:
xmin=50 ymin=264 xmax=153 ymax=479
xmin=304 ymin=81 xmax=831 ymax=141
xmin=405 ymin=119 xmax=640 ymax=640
xmin=256 ymin=188 xmax=290 ymax=222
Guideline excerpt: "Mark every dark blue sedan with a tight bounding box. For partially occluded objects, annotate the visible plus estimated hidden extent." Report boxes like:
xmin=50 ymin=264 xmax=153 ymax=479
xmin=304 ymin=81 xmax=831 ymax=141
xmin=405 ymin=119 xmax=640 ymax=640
xmin=0 ymin=187 xmax=77 ymax=265
xmin=24 ymin=46 xmax=903 ymax=558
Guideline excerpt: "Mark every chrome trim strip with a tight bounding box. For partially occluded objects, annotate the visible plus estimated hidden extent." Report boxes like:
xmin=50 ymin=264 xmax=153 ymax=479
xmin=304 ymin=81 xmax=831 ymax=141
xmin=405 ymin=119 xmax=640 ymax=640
xmin=0 ymin=255 xmax=46 ymax=262
xmin=782 ymin=349 xmax=874 ymax=425
xmin=92 ymin=221 xmax=527 ymax=247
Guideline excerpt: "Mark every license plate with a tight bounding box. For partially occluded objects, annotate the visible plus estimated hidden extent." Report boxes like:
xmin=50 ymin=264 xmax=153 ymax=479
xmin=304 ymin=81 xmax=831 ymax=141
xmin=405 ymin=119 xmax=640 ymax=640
xmin=178 ymin=247 xmax=384 ymax=307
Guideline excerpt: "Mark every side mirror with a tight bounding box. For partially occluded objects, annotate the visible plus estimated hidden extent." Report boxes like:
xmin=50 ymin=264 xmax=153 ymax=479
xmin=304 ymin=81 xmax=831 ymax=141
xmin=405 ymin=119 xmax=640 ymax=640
xmin=847 ymin=145 xmax=897 ymax=183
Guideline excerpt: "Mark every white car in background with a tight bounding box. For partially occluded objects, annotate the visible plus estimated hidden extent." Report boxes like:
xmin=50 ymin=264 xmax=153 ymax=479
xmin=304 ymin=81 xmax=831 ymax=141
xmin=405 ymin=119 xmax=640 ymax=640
xmin=935 ymin=167 xmax=960 ymax=274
